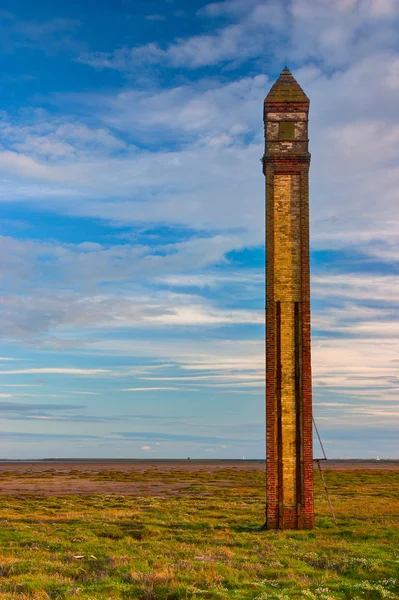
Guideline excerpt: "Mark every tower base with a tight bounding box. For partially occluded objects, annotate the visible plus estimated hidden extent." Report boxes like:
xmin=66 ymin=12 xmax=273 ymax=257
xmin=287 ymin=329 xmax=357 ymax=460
xmin=265 ymin=505 xmax=315 ymax=530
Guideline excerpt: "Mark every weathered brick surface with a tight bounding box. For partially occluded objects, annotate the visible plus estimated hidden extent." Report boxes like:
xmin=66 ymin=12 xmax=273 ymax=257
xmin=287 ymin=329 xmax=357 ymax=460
xmin=264 ymin=69 xmax=314 ymax=530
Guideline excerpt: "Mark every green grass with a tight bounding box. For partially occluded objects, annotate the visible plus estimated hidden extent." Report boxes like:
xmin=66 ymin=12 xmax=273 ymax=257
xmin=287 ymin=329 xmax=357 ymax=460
xmin=0 ymin=467 xmax=397 ymax=599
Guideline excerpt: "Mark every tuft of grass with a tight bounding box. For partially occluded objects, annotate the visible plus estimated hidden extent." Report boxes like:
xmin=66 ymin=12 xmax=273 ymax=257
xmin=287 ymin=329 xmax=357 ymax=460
xmin=0 ymin=467 xmax=397 ymax=598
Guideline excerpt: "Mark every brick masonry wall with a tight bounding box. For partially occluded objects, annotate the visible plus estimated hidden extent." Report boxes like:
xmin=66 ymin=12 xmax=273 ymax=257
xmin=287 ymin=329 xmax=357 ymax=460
xmin=264 ymin=86 xmax=314 ymax=529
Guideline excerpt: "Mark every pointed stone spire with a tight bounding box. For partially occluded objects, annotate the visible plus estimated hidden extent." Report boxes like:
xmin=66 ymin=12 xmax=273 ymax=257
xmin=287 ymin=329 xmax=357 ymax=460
xmin=265 ymin=68 xmax=309 ymax=104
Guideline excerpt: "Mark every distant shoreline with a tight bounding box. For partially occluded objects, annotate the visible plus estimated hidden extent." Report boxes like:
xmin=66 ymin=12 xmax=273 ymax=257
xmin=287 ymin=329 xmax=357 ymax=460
xmin=0 ymin=458 xmax=398 ymax=464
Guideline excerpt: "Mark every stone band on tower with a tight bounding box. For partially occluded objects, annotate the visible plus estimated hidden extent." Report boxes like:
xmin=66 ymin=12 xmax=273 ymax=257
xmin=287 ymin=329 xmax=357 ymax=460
xmin=263 ymin=69 xmax=314 ymax=529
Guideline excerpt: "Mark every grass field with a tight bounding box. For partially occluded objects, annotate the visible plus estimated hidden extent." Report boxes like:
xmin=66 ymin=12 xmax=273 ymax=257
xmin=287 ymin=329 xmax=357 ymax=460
xmin=0 ymin=466 xmax=397 ymax=599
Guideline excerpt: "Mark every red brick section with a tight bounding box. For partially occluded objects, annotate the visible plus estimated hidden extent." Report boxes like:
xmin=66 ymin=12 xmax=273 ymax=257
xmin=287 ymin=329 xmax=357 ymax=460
xmin=263 ymin=69 xmax=314 ymax=530
xmin=299 ymin=167 xmax=315 ymax=529
xmin=265 ymin=163 xmax=278 ymax=528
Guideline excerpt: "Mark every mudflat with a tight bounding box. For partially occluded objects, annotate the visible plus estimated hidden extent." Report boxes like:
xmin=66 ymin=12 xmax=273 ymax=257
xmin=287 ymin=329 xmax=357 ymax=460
xmin=0 ymin=459 xmax=397 ymax=496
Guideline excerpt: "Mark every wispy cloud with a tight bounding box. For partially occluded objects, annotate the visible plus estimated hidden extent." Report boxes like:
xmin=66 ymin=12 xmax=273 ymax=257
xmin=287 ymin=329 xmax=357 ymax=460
xmin=78 ymin=0 xmax=399 ymax=73
xmin=121 ymin=387 xmax=198 ymax=392
xmin=113 ymin=431 xmax=251 ymax=444
xmin=0 ymin=14 xmax=82 ymax=54
xmin=0 ymin=368 xmax=109 ymax=375
xmin=0 ymin=430 xmax=102 ymax=441
xmin=313 ymin=273 xmax=399 ymax=303
xmin=0 ymin=401 xmax=83 ymax=412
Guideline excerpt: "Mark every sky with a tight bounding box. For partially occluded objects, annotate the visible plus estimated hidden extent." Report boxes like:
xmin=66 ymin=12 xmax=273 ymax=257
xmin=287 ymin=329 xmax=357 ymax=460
xmin=0 ymin=0 xmax=398 ymax=459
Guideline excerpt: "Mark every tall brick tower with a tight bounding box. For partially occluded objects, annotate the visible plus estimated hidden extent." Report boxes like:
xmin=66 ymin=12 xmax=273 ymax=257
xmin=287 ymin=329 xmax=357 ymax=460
xmin=263 ymin=68 xmax=314 ymax=529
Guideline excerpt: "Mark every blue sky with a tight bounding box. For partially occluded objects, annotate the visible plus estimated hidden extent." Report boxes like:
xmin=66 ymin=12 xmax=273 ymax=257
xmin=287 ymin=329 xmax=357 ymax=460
xmin=0 ymin=0 xmax=398 ymax=459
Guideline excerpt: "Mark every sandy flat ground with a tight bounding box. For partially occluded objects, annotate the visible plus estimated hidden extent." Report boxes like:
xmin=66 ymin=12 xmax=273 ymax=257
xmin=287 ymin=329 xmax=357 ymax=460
xmin=0 ymin=459 xmax=396 ymax=497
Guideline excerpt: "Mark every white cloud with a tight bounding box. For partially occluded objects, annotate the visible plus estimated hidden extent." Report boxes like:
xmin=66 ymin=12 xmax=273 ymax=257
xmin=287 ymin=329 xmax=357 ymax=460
xmin=312 ymin=335 xmax=399 ymax=390
xmin=0 ymin=150 xmax=64 ymax=182
xmin=313 ymin=274 xmax=399 ymax=303
xmin=0 ymin=368 xmax=109 ymax=375
xmin=139 ymin=374 xmax=264 ymax=381
xmin=0 ymin=15 xmax=82 ymax=55
xmin=87 ymin=338 xmax=265 ymax=378
xmin=2 ymin=235 xmax=239 ymax=287
xmin=79 ymin=1 xmax=284 ymax=72
xmin=78 ymin=0 xmax=399 ymax=72
xmin=70 ymin=391 xmax=101 ymax=395
xmin=0 ymin=287 xmax=262 ymax=343
xmin=121 ymin=387 xmax=197 ymax=391
xmin=1 ymin=54 xmax=398 ymax=254
xmin=10 ymin=122 xmax=126 ymax=159
xmin=0 ymin=48 xmax=397 ymax=263
xmin=200 ymin=0 xmax=261 ymax=18
xmin=157 ymin=272 xmax=263 ymax=288
xmin=99 ymin=74 xmax=266 ymax=140
xmin=142 ymin=304 xmax=262 ymax=326
xmin=0 ymin=232 xmax=265 ymax=342
xmin=77 ymin=24 xmax=264 ymax=70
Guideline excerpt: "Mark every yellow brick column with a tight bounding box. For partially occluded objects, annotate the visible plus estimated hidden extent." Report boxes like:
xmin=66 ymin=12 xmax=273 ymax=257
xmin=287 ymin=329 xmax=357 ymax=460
xmin=274 ymin=174 xmax=301 ymax=508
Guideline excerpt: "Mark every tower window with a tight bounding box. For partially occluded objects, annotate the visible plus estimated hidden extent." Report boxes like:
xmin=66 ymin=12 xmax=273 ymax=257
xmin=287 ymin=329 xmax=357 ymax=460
xmin=279 ymin=121 xmax=295 ymax=140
